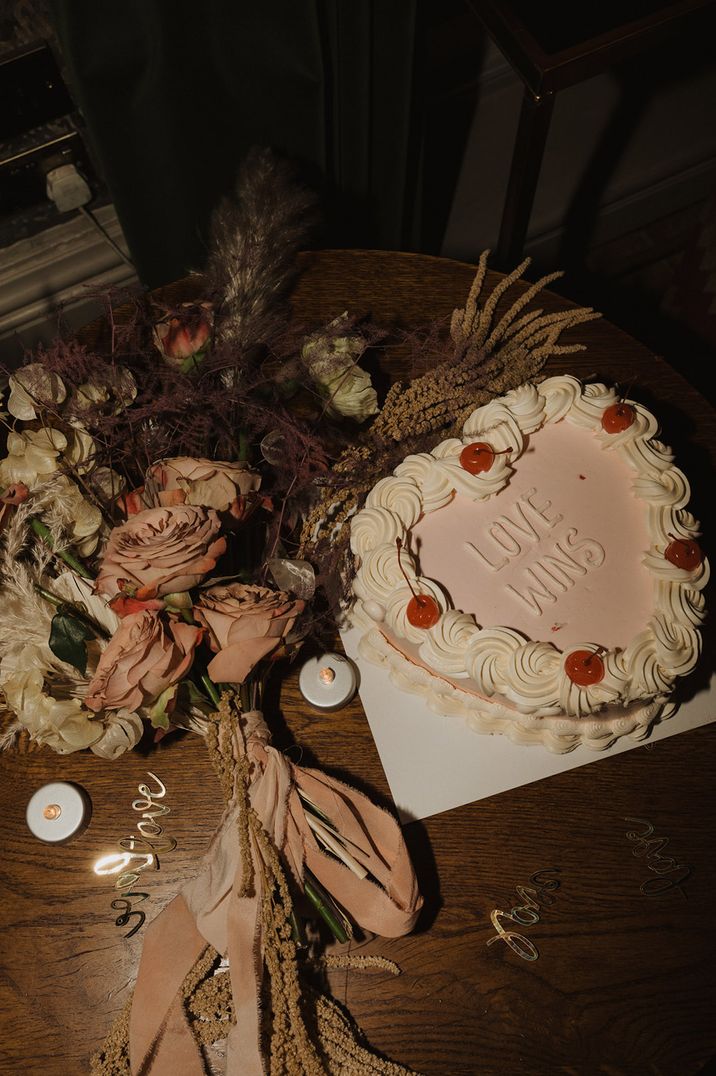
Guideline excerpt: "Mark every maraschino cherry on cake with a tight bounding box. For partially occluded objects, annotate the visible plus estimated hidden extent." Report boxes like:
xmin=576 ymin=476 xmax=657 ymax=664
xmin=348 ymin=376 xmax=709 ymax=752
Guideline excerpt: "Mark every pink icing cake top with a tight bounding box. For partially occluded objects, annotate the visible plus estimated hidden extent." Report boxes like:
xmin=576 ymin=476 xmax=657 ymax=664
xmin=412 ymin=420 xmax=653 ymax=652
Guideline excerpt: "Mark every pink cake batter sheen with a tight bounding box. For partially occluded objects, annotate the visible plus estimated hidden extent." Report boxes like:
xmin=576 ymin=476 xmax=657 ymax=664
xmin=411 ymin=421 xmax=653 ymax=652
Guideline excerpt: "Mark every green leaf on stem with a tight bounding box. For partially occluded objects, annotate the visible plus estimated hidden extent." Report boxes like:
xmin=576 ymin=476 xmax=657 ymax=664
xmin=179 ymin=678 xmax=225 ymax=719
xmin=179 ymin=347 xmax=208 ymax=375
xmin=49 ymin=612 xmax=96 ymax=676
xmin=200 ymin=673 xmax=221 ymax=708
xmin=147 ymin=685 xmax=178 ymax=730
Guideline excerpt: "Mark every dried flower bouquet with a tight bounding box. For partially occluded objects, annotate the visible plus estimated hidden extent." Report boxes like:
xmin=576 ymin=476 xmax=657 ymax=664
xmin=0 ymin=149 xmax=598 ymax=1074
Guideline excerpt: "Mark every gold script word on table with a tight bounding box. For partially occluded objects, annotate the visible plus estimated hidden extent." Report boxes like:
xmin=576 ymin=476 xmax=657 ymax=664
xmin=486 ymin=868 xmax=561 ymax=961
xmin=624 ymin=817 xmax=692 ymax=900
xmin=93 ymin=772 xmax=176 ymax=937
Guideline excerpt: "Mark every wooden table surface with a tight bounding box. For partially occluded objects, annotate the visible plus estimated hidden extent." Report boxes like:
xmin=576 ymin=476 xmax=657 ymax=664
xmin=1 ymin=251 xmax=715 ymax=1076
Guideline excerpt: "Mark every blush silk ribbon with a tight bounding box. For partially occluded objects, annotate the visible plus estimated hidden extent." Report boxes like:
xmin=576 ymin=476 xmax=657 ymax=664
xmin=128 ymin=710 xmax=423 ymax=1075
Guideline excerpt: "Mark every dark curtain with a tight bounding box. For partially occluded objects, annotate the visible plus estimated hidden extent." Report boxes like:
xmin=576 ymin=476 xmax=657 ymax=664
xmin=50 ymin=1 xmax=423 ymax=287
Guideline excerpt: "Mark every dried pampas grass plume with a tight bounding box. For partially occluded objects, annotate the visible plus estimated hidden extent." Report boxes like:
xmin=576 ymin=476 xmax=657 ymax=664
xmin=206 ymin=147 xmax=320 ymax=352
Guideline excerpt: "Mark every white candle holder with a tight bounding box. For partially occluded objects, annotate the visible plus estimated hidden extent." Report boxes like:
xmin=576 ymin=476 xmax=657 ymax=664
xmin=298 ymin=652 xmax=358 ymax=711
xmin=26 ymin=782 xmax=90 ymax=843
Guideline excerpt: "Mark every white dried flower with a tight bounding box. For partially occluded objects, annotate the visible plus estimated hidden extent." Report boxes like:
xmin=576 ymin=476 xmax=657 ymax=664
xmin=0 ymin=578 xmax=141 ymax=758
xmin=302 ymin=313 xmax=378 ymax=422
xmin=67 ymin=367 xmax=137 ymax=417
xmin=322 ymin=362 xmax=379 ymax=421
xmin=0 ymin=428 xmax=67 ymax=487
xmin=56 ymin=476 xmax=103 ymax=555
xmin=64 ymin=426 xmax=97 ymax=473
xmin=70 ymin=381 xmax=109 ymax=411
xmin=7 ymin=364 xmax=66 ymax=421
xmin=0 ymin=645 xmax=103 ymax=754
xmin=53 ymin=572 xmax=120 ymax=637
xmin=0 ymin=429 xmax=103 ymax=555
xmin=107 ymin=367 xmax=138 ymax=411
xmin=90 ymin=710 xmax=144 ymax=758
xmin=90 ymin=466 xmax=126 ymax=502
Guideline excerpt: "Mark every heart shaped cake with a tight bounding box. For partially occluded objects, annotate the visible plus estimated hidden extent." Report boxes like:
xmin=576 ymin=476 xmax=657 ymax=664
xmin=349 ymin=376 xmax=709 ymax=752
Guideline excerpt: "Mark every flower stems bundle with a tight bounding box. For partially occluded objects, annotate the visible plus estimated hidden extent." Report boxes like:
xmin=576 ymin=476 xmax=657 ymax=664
xmin=91 ymin=700 xmax=421 ymax=1075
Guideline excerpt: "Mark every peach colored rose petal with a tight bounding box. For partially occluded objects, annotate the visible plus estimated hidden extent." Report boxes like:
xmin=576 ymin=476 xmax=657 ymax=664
xmin=195 ymin=582 xmax=304 ymax=685
xmin=85 ymin=611 xmax=201 ymax=713
xmin=206 ymin=637 xmax=279 ymax=684
xmin=96 ymin=505 xmax=226 ymax=600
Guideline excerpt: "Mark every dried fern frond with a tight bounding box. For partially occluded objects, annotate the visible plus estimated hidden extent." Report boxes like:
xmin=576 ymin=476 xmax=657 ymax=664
xmin=205 ymin=147 xmax=320 ymax=352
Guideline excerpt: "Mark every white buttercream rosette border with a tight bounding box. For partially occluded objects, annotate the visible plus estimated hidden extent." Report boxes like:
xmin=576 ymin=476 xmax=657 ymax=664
xmin=355 ymin=615 xmax=673 ymax=755
xmin=350 ymin=376 xmax=709 ymax=720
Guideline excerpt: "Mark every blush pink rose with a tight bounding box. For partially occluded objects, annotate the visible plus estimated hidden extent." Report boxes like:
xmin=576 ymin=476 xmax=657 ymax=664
xmin=153 ymin=302 xmax=214 ymax=364
xmin=146 ymin=457 xmax=261 ymax=520
xmin=194 ymin=583 xmax=305 ymax=684
xmin=85 ymin=611 xmax=201 ymax=712
xmin=96 ymin=504 xmax=226 ymax=601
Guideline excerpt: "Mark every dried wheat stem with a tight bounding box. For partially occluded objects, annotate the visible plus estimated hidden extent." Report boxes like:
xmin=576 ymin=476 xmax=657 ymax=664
xmin=468 ymin=256 xmax=531 ymax=349
xmin=450 ymin=249 xmax=489 ymax=349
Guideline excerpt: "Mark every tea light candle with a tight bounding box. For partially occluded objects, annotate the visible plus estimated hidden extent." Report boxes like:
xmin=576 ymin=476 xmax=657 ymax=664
xmin=26 ymin=782 xmax=89 ymax=843
xmin=298 ymin=652 xmax=357 ymax=711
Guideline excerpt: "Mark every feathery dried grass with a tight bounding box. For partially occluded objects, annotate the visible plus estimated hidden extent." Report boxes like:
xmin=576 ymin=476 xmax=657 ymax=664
xmin=206 ymin=148 xmax=320 ymax=352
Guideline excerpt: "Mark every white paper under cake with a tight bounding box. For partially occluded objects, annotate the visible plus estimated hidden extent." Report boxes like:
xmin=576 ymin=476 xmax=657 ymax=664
xmin=341 ymin=623 xmax=715 ymax=822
